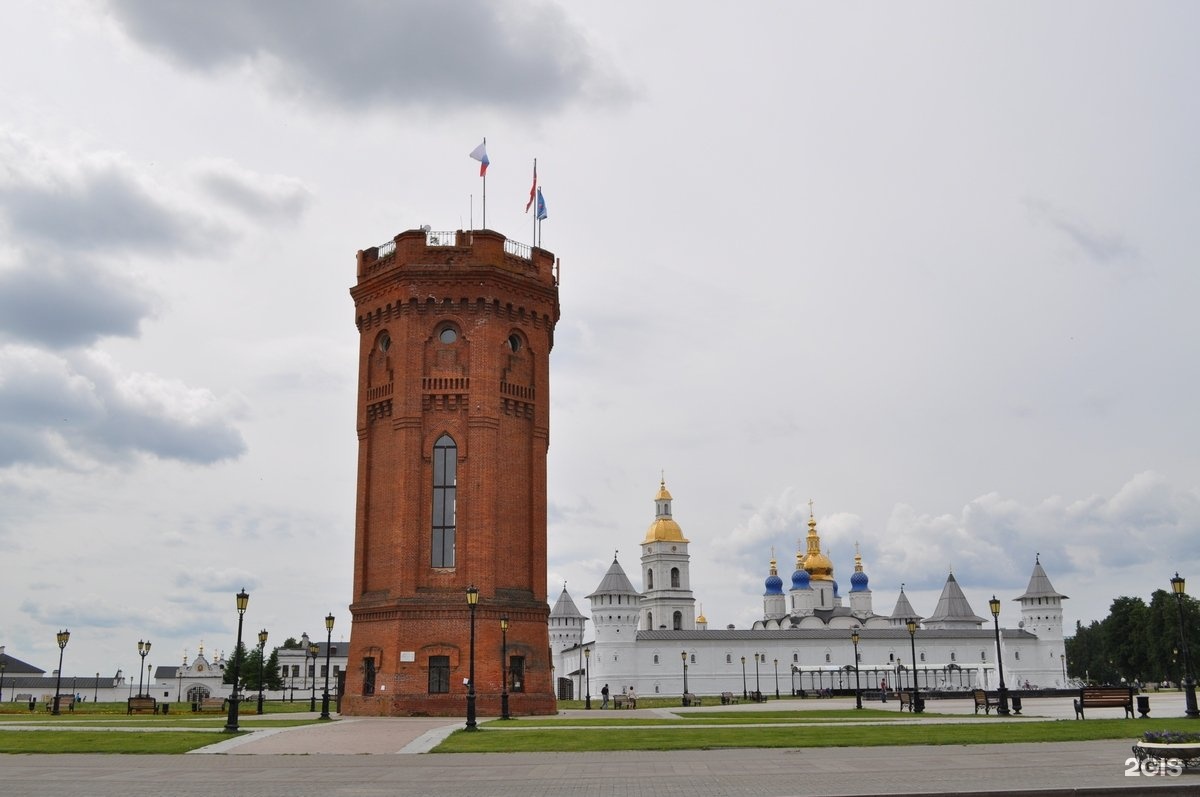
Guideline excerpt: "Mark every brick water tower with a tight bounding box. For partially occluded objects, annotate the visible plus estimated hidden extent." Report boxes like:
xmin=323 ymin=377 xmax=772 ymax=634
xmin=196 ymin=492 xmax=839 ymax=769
xmin=342 ymin=227 xmax=559 ymax=716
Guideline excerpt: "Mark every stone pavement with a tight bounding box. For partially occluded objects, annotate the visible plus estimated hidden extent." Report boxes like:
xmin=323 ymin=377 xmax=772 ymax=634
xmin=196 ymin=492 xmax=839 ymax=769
xmin=1 ymin=692 xmax=1196 ymax=796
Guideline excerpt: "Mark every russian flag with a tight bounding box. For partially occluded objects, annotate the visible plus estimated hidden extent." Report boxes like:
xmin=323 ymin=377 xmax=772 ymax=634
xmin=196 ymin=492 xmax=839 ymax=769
xmin=469 ymin=139 xmax=489 ymax=176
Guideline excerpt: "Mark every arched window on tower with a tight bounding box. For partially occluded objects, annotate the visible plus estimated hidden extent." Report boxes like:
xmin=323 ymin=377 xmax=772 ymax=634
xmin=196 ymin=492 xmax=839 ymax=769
xmin=647 ymin=569 xmax=654 ymax=589
xmin=647 ymin=611 xmax=653 ymax=629
xmin=673 ymin=611 xmax=682 ymax=630
xmin=671 ymin=567 xmax=680 ymax=588
xmin=431 ymin=434 xmax=457 ymax=568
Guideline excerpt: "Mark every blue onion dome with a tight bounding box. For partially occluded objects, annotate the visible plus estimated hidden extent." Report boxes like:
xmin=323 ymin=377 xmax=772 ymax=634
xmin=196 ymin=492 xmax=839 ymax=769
xmin=792 ymin=568 xmax=811 ymax=590
xmin=849 ymin=545 xmax=869 ymax=592
xmin=764 ymin=556 xmax=784 ymax=595
xmin=833 ymin=580 xmax=840 ymax=597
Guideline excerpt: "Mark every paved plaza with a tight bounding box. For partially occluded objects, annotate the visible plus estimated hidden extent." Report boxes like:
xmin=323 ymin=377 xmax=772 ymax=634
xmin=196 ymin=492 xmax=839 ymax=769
xmin=1 ymin=693 xmax=1197 ymax=796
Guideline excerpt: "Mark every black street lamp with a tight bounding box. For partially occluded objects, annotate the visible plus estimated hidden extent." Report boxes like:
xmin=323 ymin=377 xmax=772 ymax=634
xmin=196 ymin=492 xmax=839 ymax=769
xmin=851 ymin=628 xmax=863 ymax=710
xmin=97 ymin=671 xmax=102 ymax=704
xmin=500 ymin=616 xmax=511 ymax=720
xmin=754 ymin=653 xmax=761 ymax=700
xmin=224 ymin=589 xmax=249 ymax=732
xmin=988 ymin=596 xmax=1011 ymax=716
xmin=257 ymin=629 xmax=268 ymax=715
xmin=1170 ymin=573 xmax=1199 ymax=718
xmin=320 ymin=613 xmax=334 ymax=720
xmin=1060 ymin=653 xmax=1067 ymax=686
xmin=773 ymin=658 xmax=780 ymax=699
xmin=52 ymin=629 xmax=70 ymax=715
xmin=137 ymin=639 xmax=151 ymax=697
xmin=681 ymin=650 xmax=689 ymax=705
xmin=0 ymin=646 xmax=6 ymax=704
xmin=465 ymin=586 xmax=479 ymax=730
xmin=741 ymin=655 xmax=747 ymax=700
xmin=790 ymin=664 xmax=797 ymax=697
xmin=906 ymin=618 xmax=923 ymax=713
xmin=308 ymin=642 xmax=319 ymax=711
xmin=584 ymin=646 xmax=592 ymax=710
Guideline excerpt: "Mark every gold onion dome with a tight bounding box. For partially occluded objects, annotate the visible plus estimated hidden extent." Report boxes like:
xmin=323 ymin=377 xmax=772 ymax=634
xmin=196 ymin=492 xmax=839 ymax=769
xmin=802 ymin=507 xmax=834 ymax=581
xmin=643 ymin=477 xmax=688 ymax=543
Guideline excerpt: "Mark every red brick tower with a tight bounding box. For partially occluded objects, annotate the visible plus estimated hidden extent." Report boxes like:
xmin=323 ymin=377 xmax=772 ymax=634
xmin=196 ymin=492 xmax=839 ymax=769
xmin=342 ymin=228 xmax=559 ymax=716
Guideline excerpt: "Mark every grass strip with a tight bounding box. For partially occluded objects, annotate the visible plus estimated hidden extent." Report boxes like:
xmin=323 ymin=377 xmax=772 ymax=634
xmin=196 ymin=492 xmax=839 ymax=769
xmin=0 ymin=731 xmax=227 ymax=754
xmin=434 ymin=718 xmax=1151 ymax=753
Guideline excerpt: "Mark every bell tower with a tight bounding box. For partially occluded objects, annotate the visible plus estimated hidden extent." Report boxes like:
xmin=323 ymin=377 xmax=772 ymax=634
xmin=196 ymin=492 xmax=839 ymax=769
xmin=342 ymin=228 xmax=560 ymax=716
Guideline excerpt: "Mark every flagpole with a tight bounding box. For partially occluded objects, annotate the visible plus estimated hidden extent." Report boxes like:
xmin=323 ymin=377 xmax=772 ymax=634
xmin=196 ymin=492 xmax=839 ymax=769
xmin=481 ymin=138 xmax=487 ymax=230
xmin=470 ymin=193 xmax=473 ymax=231
xmin=531 ymin=158 xmax=537 ymax=246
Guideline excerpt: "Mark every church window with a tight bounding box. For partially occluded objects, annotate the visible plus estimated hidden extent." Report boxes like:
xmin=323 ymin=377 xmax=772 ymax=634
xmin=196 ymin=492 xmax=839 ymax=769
xmin=647 ymin=611 xmax=653 ymax=629
xmin=653 ymin=654 xmax=659 ymax=664
xmin=825 ymin=653 xmax=831 ymax=663
xmin=690 ymin=653 xmax=696 ymax=664
xmin=428 ymin=656 xmax=450 ymax=694
xmin=431 ymin=434 xmax=457 ymax=568
xmin=378 ymin=332 xmax=391 ymax=352
xmin=1014 ymin=651 xmax=1020 ymax=661
xmin=981 ymin=651 xmax=986 ymax=661
xmin=673 ymin=611 xmax=682 ymax=630
xmin=889 ymin=652 xmax=894 ymax=662
xmin=919 ymin=652 xmax=925 ymax=662
xmin=793 ymin=653 xmax=798 ymax=663
xmin=726 ymin=654 xmax=732 ymax=664
xmin=507 ymin=334 xmax=521 ymax=353
xmin=439 ymin=326 xmax=458 ymax=344
xmin=950 ymin=652 xmax=956 ymax=662
xmin=671 ymin=568 xmax=680 ymax=588
xmin=647 ymin=569 xmax=654 ymax=589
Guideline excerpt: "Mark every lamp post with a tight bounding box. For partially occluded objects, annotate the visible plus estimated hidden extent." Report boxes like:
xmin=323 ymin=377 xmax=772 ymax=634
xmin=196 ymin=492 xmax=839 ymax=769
xmin=320 ymin=613 xmax=334 ymax=720
xmin=851 ymin=628 xmax=863 ymax=710
xmin=773 ymin=658 xmax=780 ymax=699
xmin=257 ymin=629 xmax=268 ymax=715
xmin=790 ymin=664 xmax=797 ymax=697
xmin=741 ymin=656 xmax=747 ymax=700
xmin=1060 ymin=653 xmax=1067 ymax=686
xmin=584 ymin=646 xmax=592 ymax=710
xmin=988 ymin=596 xmax=1011 ymax=716
xmin=224 ymin=588 xmax=249 ymax=732
xmin=681 ymin=650 xmax=689 ymax=704
xmin=0 ymin=646 xmax=6 ymax=703
xmin=754 ymin=653 xmax=761 ymax=700
xmin=308 ymin=642 xmax=319 ymax=711
xmin=137 ymin=640 xmax=151 ymax=697
xmin=906 ymin=618 xmax=922 ymax=713
xmin=465 ymin=586 xmax=479 ymax=730
xmin=52 ymin=629 xmax=70 ymax=715
xmin=500 ymin=616 xmax=511 ymax=720
xmin=97 ymin=671 xmax=102 ymax=704
xmin=1170 ymin=573 xmax=1199 ymax=718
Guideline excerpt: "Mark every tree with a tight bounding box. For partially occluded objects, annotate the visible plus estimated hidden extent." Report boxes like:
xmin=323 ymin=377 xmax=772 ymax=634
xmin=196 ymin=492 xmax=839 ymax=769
xmin=265 ymin=649 xmax=286 ymax=691
xmin=1102 ymin=596 xmax=1149 ymax=683
xmin=223 ymin=641 xmax=250 ymax=689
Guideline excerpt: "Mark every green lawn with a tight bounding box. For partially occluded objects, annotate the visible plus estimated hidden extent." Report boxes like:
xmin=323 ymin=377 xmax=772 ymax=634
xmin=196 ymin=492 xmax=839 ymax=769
xmin=0 ymin=731 xmax=228 ymax=754
xmin=435 ymin=717 xmax=1158 ymax=753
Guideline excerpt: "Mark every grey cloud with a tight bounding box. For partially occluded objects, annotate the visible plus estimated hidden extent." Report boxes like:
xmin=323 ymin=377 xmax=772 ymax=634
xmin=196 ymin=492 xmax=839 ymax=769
xmin=1024 ymin=198 xmax=1138 ymax=267
xmin=194 ymin=161 xmax=313 ymax=222
xmin=0 ymin=257 xmax=155 ymax=348
xmin=103 ymin=0 xmax=630 ymax=113
xmin=0 ymin=348 xmax=247 ymax=469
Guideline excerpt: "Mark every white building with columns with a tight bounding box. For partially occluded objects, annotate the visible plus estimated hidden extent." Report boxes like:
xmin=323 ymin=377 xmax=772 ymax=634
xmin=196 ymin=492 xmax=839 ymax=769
xmin=550 ymin=480 xmax=1069 ymax=701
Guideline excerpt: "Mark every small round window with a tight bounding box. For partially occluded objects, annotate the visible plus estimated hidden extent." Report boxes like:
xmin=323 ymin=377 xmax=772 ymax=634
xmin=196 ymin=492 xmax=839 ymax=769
xmin=507 ymin=334 xmax=521 ymax=353
xmin=378 ymin=333 xmax=391 ymax=352
xmin=439 ymin=327 xmax=458 ymax=344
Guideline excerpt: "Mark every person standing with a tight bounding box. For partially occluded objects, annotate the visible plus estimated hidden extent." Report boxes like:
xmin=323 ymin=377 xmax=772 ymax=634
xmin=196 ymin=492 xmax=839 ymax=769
xmin=601 ymin=684 xmax=610 ymax=709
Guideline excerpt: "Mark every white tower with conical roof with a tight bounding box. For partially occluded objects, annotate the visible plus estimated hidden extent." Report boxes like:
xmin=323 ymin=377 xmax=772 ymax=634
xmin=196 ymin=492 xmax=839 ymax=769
xmin=548 ymin=584 xmax=587 ymax=660
xmin=639 ymin=479 xmax=696 ymax=631
xmin=1015 ymin=554 xmax=1068 ymax=640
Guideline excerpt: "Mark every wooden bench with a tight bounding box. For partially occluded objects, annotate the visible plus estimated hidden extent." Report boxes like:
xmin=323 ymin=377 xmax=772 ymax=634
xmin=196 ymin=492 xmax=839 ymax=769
xmin=46 ymin=695 xmax=75 ymax=713
xmin=682 ymin=692 xmax=702 ymax=706
xmin=127 ymin=696 xmax=157 ymax=715
xmin=897 ymin=691 xmax=912 ymax=711
xmin=720 ymin=691 xmax=739 ymax=705
xmin=973 ymin=689 xmax=999 ymax=715
xmin=1074 ymin=686 xmax=1134 ymax=719
xmin=613 ymin=695 xmax=626 ymax=709
xmin=195 ymin=697 xmax=227 ymax=713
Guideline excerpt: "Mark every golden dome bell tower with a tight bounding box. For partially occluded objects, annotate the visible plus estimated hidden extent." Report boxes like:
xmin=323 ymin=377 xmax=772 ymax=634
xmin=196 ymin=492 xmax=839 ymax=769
xmin=639 ymin=478 xmax=696 ymax=631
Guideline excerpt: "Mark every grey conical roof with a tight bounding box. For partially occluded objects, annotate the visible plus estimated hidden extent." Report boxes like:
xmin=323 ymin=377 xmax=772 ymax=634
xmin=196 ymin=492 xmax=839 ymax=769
xmin=549 ymin=586 xmax=585 ymax=619
xmin=925 ymin=573 xmax=986 ymax=624
xmin=1015 ymin=556 xmax=1068 ymax=601
xmin=587 ymin=556 xmax=640 ymax=599
xmin=890 ymin=587 xmax=922 ymax=621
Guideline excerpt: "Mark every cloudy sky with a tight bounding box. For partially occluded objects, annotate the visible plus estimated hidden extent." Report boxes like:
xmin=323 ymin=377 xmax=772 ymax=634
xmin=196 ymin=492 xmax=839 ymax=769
xmin=2 ymin=1 xmax=1197 ymax=680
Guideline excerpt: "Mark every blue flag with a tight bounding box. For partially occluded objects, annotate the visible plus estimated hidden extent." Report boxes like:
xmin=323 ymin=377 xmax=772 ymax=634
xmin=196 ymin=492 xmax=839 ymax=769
xmin=535 ymin=187 xmax=547 ymax=220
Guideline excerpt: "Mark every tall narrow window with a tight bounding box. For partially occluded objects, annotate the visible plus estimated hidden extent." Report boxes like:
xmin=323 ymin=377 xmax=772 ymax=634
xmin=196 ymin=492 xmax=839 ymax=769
xmin=670 ymin=567 xmax=680 ymax=588
xmin=362 ymin=657 xmax=376 ymax=696
xmin=428 ymin=656 xmax=450 ymax=694
xmin=672 ymin=610 xmax=682 ymax=630
xmin=432 ymin=434 xmax=457 ymax=567
xmin=647 ymin=569 xmax=654 ymax=589
xmin=509 ymin=656 xmax=525 ymax=692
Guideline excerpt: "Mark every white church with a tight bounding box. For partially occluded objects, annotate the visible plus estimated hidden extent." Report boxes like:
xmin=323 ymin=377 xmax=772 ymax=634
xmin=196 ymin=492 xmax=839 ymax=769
xmin=550 ymin=480 xmax=1069 ymax=701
